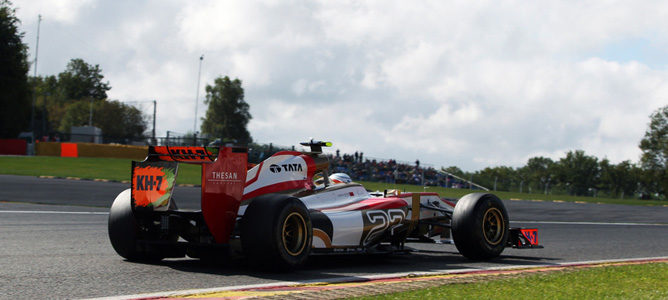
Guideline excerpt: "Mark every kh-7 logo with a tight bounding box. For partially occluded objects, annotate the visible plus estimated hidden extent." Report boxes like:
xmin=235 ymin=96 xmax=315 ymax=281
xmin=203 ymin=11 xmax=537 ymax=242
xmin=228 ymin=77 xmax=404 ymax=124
xmin=135 ymin=175 xmax=163 ymax=191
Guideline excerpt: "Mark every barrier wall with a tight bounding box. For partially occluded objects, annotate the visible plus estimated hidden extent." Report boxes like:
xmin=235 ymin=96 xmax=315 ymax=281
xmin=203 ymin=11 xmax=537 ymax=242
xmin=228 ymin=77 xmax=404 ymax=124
xmin=61 ymin=143 xmax=78 ymax=157
xmin=0 ymin=139 xmax=27 ymax=155
xmin=35 ymin=142 xmax=61 ymax=156
xmin=36 ymin=142 xmax=148 ymax=160
xmin=77 ymin=143 xmax=147 ymax=160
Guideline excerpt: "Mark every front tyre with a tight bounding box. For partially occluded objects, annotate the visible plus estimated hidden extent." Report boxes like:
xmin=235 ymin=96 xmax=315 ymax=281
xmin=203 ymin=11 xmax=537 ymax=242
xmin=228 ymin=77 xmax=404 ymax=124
xmin=451 ymin=193 xmax=509 ymax=260
xmin=241 ymin=194 xmax=312 ymax=270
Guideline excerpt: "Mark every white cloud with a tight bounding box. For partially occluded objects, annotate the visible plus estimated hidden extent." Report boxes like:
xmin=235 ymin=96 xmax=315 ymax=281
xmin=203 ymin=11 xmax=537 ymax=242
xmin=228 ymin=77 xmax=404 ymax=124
xmin=12 ymin=0 xmax=668 ymax=170
xmin=13 ymin=0 xmax=94 ymax=24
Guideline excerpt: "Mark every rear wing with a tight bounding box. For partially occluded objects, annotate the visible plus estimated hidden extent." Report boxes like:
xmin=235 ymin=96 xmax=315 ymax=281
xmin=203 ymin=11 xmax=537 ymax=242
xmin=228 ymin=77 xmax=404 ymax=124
xmin=132 ymin=146 xmax=223 ymax=212
xmin=131 ymin=145 xmax=249 ymax=243
xmin=145 ymin=146 xmax=220 ymax=162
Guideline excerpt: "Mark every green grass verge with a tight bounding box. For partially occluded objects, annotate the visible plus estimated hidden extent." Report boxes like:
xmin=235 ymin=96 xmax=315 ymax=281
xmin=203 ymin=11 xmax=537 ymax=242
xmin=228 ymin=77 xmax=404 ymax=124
xmin=0 ymin=156 xmax=202 ymax=185
xmin=352 ymin=262 xmax=668 ymax=300
xmin=0 ymin=156 xmax=665 ymax=206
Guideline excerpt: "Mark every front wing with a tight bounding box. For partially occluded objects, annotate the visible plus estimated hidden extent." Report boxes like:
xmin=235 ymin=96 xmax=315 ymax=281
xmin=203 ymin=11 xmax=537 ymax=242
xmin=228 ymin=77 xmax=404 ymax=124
xmin=508 ymin=228 xmax=543 ymax=248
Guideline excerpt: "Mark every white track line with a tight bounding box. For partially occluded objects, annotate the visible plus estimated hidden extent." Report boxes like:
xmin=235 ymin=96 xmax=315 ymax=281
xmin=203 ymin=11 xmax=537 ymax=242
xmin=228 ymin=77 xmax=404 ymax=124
xmin=89 ymin=256 xmax=668 ymax=300
xmin=0 ymin=210 xmax=108 ymax=215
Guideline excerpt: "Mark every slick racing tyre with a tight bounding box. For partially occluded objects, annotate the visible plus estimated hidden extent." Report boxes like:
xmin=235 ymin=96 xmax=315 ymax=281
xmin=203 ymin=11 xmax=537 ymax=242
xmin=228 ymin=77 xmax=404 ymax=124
xmin=451 ymin=193 xmax=509 ymax=260
xmin=241 ymin=194 xmax=312 ymax=270
xmin=108 ymin=188 xmax=164 ymax=261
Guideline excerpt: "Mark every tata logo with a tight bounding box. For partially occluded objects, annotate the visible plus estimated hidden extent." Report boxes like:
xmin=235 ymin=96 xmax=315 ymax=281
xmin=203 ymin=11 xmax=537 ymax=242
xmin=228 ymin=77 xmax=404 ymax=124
xmin=269 ymin=164 xmax=282 ymax=173
xmin=281 ymin=163 xmax=303 ymax=172
xmin=270 ymin=163 xmax=304 ymax=173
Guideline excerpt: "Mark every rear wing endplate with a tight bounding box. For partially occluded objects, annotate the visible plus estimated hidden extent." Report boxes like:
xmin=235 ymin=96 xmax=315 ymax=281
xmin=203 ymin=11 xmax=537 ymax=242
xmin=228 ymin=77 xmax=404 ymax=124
xmin=131 ymin=160 xmax=178 ymax=212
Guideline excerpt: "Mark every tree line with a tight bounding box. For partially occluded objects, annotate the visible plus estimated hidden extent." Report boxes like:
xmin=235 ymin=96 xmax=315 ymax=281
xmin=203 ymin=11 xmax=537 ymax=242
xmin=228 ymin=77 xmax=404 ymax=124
xmin=442 ymin=107 xmax=666 ymax=200
xmin=28 ymin=58 xmax=147 ymax=142
xmin=0 ymin=2 xmax=146 ymax=141
xmin=1 ymin=1 xmax=250 ymax=144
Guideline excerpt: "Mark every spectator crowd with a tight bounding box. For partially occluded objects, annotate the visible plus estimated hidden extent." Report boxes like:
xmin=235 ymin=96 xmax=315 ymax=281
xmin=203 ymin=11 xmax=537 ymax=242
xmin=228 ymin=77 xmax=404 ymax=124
xmin=328 ymin=150 xmax=469 ymax=188
xmin=248 ymin=144 xmax=471 ymax=188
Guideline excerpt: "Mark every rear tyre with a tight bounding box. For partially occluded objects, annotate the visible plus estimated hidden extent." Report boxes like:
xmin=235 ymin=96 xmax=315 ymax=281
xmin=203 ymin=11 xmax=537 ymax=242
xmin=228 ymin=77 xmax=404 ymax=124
xmin=108 ymin=189 xmax=163 ymax=261
xmin=451 ymin=193 xmax=509 ymax=260
xmin=241 ymin=194 xmax=312 ymax=270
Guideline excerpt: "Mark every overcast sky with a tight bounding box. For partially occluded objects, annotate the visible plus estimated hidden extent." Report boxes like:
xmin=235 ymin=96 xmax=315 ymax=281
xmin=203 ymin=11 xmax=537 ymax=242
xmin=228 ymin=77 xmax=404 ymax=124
xmin=12 ymin=0 xmax=668 ymax=171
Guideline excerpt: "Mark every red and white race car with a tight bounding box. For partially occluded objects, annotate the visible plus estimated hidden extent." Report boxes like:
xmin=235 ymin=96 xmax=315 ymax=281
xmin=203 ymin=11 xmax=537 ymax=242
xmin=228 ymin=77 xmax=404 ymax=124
xmin=108 ymin=140 xmax=541 ymax=269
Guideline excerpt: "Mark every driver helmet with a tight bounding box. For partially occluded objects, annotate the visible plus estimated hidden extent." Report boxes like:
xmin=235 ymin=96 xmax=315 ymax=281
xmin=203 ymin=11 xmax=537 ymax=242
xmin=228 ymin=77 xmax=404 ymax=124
xmin=329 ymin=173 xmax=352 ymax=185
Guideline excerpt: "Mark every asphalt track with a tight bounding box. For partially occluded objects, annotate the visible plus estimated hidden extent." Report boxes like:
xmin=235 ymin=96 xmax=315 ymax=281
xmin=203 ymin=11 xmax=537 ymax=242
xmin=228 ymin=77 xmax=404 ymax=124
xmin=1 ymin=174 xmax=667 ymax=299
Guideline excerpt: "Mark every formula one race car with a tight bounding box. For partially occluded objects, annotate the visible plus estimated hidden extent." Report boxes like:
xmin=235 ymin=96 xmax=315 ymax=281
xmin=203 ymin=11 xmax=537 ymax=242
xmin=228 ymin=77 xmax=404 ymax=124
xmin=108 ymin=140 xmax=541 ymax=269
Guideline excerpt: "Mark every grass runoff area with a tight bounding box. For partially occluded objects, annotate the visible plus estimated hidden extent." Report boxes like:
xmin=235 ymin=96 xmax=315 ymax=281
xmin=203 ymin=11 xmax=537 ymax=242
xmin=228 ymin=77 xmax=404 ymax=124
xmin=0 ymin=155 xmax=666 ymax=206
xmin=351 ymin=262 xmax=668 ymax=300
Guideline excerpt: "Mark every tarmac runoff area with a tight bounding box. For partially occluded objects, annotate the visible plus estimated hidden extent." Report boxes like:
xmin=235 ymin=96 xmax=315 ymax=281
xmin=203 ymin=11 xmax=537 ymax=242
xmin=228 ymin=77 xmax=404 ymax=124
xmin=95 ymin=257 xmax=668 ymax=300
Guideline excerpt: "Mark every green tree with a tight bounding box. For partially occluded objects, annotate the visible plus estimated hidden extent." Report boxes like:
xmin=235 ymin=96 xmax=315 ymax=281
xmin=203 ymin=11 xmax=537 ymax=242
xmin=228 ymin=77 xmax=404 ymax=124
xmin=0 ymin=0 xmax=30 ymax=138
xmin=57 ymin=58 xmax=110 ymax=101
xmin=29 ymin=75 xmax=61 ymax=135
xmin=58 ymin=100 xmax=90 ymax=132
xmin=29 ymin=59 xmax=111 ymax=135
xmin=28 ymin=58 xmax=145 ymax=140
xmin=96 ymin=100 xmax=146 ymax=140
xmin=524 ymin=156 xmax=555 ymax=193
xmin=474 ymin=166 xmax=516 ymax=192
xmin=639 ymin=105 xmax=667 ymax=197
xmin=555 ymin=150 xmax=600 ymax=196
xmin=599 ymin=159 xmax=638 ymax=198
xmin=515 ymin=166 xmax=529 ymax=193
xmin=200 ymin=76 xmax=252 ymax=144
xmin=441 ymin=166 xmax=464 ymax=177
xmin=60 ymin=100 xmax=147 ymax=141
